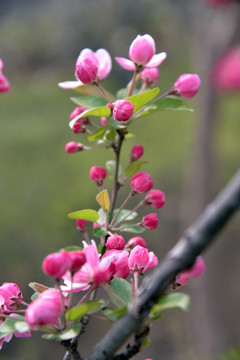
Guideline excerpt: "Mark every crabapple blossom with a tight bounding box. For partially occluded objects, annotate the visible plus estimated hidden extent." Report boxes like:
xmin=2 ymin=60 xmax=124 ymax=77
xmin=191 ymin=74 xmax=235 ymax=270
xmin=113 ymin=100 xmax=134 ymax=122
xmin=76 ymin=219 xmax=88 ymax=232
xmin=144 ymin=189 xmax=166 ymax=209
xmin=115 ymin=34 xmax=167 ymax=71
xmin=26 ymin=289 xmax=62 ymax=330
xmin=89 ymin=166 xmax=107 ymax=186
xmin=128 ymin=245 xmax=158 ymax=274
xmin=126 ymin=236 xmax=147 ymax=249
xmin=174 ymin=256 xmax=205 ymax=288
xmin=210 ymin=46 xmax=240 ymax=91
xmin=65 ymin=141 xmax=84 ymax=153
xmin=130 ymin=144 xmax=144 ymax=162
xmin=105 ymin=234 xmax=125 ymax=250
xmin=101 ymin=116 xmax=108 ymax=126
xmin=42 ymin=249 xmax=72 ymax=279
xmin=141 ymin=67 xmax=159 ymax=86
xmin=76 ymin=48 xmax=112 ymax=84
xmin=0 ymin=283 xmax=24 ymax=310
xmin=68 ymin=250 xmax=86 ymax=273
xmin=171 ymin=74 xmax=201 ymax=98
xmin=141 ymin=213 xmax=159 ymax=230
xmin=130 ymin=172 xmax=153 ymax=194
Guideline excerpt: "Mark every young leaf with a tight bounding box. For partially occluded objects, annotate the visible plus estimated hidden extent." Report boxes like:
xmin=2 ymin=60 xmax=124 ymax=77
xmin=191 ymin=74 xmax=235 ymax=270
xmin=96 ymin=190 xmax=110 ymax=212
xmin=150 ymin=293 xmax=190 ymax=318
xmin=139 ymin=95 xmax=193 ymax=118
xmin=110 ymin=278 xmax=132 ymax=306
xmin=67 ymin=209 xmax=99 ymax=222
xmin=102 ymin=306 xmax=127 ymax=322
xmin=105 ymin=128 xmax=117 ymax=141
xmin=120 ymin=225 xmax=145 ymax=234
xmin=107 ymin=117 xmax=126 ymax=129
xmin=70 ymin=96 xmax=107 ymax=109
xmin=112 ymin=209 xmax=138 ymax=223
xmin=69 ymin=106 xmax=111 ymax=128
xmin=88 ymin=127 xmax=107 ymax=142
xmin=97 ymin=207 xmax=107 ymax=226
xmin=93 ymin=227 xmax=108 ymax=237
xmin=125 ymin=160 xmax=149 ymax=177
xmin=126 ymin=88 xmax=160 ymax=114
xmin=0 ymin=318 xmax=30 ymax=339
xmin=63 ymin=246 xmax=83 ymax=252
xmin=42 ymin=322 xmax=81 ymax=341
xmin=106 ymin=160 xmax=123 ymax=177
xmin=66 ymin=300 xmax=107 ymax=321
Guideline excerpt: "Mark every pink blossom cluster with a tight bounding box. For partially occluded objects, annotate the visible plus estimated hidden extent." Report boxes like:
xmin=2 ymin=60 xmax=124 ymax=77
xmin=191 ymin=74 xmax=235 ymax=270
xmin=0 ymin=283 xmax=30 ymax=349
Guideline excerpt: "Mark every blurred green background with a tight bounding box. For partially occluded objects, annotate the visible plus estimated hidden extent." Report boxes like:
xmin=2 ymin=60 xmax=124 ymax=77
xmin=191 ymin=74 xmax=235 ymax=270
xmin=0 ymin=1 xmax=240 ymax=359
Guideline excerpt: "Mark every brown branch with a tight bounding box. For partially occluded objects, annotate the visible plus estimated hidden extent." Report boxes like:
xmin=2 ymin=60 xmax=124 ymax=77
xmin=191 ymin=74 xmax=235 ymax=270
xmin=86 ymin=168 xmax=240 ymax=360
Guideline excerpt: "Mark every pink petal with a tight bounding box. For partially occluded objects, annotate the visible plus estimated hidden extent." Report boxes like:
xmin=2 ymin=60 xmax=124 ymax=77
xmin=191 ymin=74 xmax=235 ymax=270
xmin=58 ymin=80 xmax=83 ymax=89
xmin=95 ymin=49 xmax=112 ymax=80
xmin=0 ymin=59 xmax=3 ymax=72
xmin=146 ymin=52 xmax=167 ymax=68
xmin=115 ymin=57 xmax=136 ymax=71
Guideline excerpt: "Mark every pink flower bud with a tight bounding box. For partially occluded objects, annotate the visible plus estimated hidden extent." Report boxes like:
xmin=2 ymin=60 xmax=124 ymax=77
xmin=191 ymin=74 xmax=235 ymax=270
xmin=76 ymin=219 xmax=88 ymax=232
xmin=180 ymin=256 xmax=205 ymax=278
xmin=130 ymin=172 xmax=153 ymax=194
xmin=70 ymin=106 xmax=86 ymax=120
xmin=105 ymin=234 xmax=125 ymax=250
xmin=93 ymin=222 xmax=101 ymax=229
xmin=128 ymin=245 xmax=149 ymax=272
xmin=141 ymin=67 xmax=159 ymax=86
xmin=143 ymin=251 xmax=158 ymax=272
xmin=144 ymin=189 xmax=166 ymax=209
xmin=93 ymin=267 xmax=114 ymax=286
xmin=129 ymin=34 xmax=155 ymax=66
xmin=101 ymin=117 xmax=108 ymax=126
xmin=106 ymin=103 xmax=114 ymax=114
xmin=0 ymin=283 xmax=24 ymax=310
xmin=210 ymin=46 xmax=240 ymax=92
xmin=113 ymin=100 xmax=134 ymax=122
xmin=42 ymin=249 xmax=72 ymax=279
xmin=172 ymin=74 xmax=201 ymax=98
xmin=65 ymin=141 xmax=84 ymax=153
xmin=130 ymin=144 xmax=144 ymax=162
xmin=142 ymin=213 xmax=158 ymax=230
xmin=89 ymin=166 xmax=107 ymax=186
xmin=76 ymin=50 xmax=99 ymax=84
xmin=174 ymin=275 xmax=190 ymax=289
xmin=68 ymin=250 xmax=86 ymax=272
xmin=25 ymin=295 xmax=62 ymax=330
xmin=126 ymin=236 xmax=147 ymax=249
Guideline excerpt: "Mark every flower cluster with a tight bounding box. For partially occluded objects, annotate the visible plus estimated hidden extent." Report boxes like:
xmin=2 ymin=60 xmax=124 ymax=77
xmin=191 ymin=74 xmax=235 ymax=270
xmin=0 ymin=33 xmax=204 ymax=359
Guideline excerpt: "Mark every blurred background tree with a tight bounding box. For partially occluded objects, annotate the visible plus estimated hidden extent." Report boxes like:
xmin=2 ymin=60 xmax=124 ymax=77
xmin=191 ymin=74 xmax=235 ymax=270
xmin=0 ymin=0 xmax=240 ymax=359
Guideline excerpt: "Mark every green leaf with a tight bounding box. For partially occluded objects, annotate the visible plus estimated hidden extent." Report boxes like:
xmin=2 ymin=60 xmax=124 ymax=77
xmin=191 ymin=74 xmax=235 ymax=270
xmin=66 ymin=300 xmax=107 ymax=321
xmin=73 ymin=85 xmax=115 ymax=102
xmin=139 ymin=95 xmax=193 ymax=117
xmin=93 ymin=227 xmax=108 ymax=237
xmin=102 ymin=306 xmax=127 ymax=322
xmin=125 ymin=133 xmax=135 ymax=139
xmin=70 ymin=96 xmax=107 ymax=109
xmin=107 ymin=117 xmax=126 ymax=129
xmin=150 ymin=293 xmax=190 ymax=318
xmin=105 ymin=128 xmax=117 ymax=141
xmin=126 ymin=88 xmax=160 ymax=114
xmin=96 ymin=190 xmax=110 ymax=212
xmin=42 ymin=322 xmax=81 ymax=341
xmin=120 ymin=225 xmax=145 ymax=234
xmin=125 ymin=160 xmax=149 ymax=177
xmin=106 ymin=160 xmax=123 ymax=177
xmin=110 ymin=278 xmax=132 ymax=306
xmin=112 ymin=209 xmax=138 ymax=223
xmin=88 ymin=127 xmax=107 ymax=142
xmin=28 ymin=282 xmax=49 ymax=294
xmin=69 ymin=106 xmax=111 ymax=128
xmin=97 ymin=208 xmax=107 ymax=226
xmin=67 ymin=209 xmax=99 ymax=222
xmin=0 ymin=318 xmax=30 ymax=339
